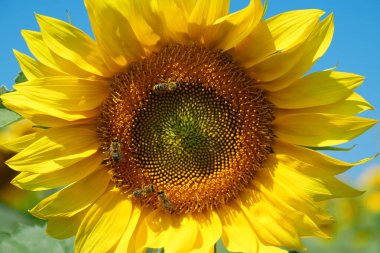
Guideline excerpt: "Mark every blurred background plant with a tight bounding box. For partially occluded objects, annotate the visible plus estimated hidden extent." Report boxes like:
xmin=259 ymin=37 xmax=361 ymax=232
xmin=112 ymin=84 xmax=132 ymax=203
xmin=304 ymin=166 xmax=380 ymax=253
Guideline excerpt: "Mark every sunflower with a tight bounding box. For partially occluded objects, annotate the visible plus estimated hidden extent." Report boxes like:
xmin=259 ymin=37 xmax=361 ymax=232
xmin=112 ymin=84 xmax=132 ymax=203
xmin=1 ymin=0 xmax=377 ymax=252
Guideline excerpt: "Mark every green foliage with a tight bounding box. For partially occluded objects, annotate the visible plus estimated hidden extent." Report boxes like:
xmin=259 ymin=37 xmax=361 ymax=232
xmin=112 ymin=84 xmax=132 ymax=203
xmin=0 ymin=224 xmax=74 ymax=253
xmin=306 ymin=144 xmax=357 ymax=151
xmin=0 ymin=204 xmax=42 ymax=229
xmin=146 ymin=248 xmax=164 ymax=253
xmin=304 ymin=198 xmax=380 ymax=253
xmin=0 ymin=108 xmax=22 ymax=128
xmin=147 ymin=239 xmax=230 ymax=253
xmin=0 ymin=86 xmax=8 ymax=108
xmin=14 ymin=72 xmax=27 ymax=84
xmin=0 ymin=72 xmax=26 ymax=128
xmin=262 ymin=0 xmax=269 ymax=20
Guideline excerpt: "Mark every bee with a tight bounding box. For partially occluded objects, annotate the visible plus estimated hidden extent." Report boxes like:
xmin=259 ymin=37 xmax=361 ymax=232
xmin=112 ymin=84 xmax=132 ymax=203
xmin=157 ymin=191 xmax=175 ymax=213
xmin=153 ymin=81 xmax=179 ymax=94
xmin=131 ymin=184 xmax=154 ymax=198
xmin=102 ymin=137 xmax=123 ymax=165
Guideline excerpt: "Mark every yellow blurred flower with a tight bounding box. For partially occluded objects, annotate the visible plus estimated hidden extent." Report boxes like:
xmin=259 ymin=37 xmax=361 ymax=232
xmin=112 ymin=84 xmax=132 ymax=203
xmin=0 ymin=1 xmax=376 ymax=252
xmin=360 ymin=167 xmax=380 ymax=213
xmin=0 ymin=119 xmax=35 ymax=209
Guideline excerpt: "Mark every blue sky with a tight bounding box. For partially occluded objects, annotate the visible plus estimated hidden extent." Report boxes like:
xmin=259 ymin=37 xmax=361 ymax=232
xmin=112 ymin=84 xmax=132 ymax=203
xmin=0 ymin=0 xmax=379 ymax=182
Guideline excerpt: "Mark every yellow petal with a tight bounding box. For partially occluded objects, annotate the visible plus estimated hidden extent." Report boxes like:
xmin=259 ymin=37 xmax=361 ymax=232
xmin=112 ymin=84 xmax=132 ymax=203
xmin=189 ymin=0 xmax=229 ymax=26
xmin=3 ymin=75 xmax=108 ymax=124
xmin=254 ymin=157 xmax=334 ymax=239
xmin=173 ymin=0 xmax=196 ymax=14
xmin=114 ymin=204 xmax=143 ymax=253
xmin=217 ymin=202 xmax=259 ymax=253
xmin=164 ymin=215 xmax=198 ymax=253
xmin=21 ymin=30 xmax=97 ymax=78
xmin=190 ymin=210 xmax=222 ymax=253
xmin=30 ymin=169 xmax=110 ymax=218
xmin=1 ymin=132 xmax=39 ymax=153
xmin=277 ymin=92 xmax=374 ymax=115
xmin=266 ymin=9 xmax=324 ymax=50
xmin=274 ymin=113 xmax=377 ymax=147
xmin=273 ymin=139 xmax=374 ymax=176
xmin=75 ymin=189 xmax=132 ymax=253
xmin=13 ymin=50 xmax=66 ymax=80
xmin=36 ymin=14 xmax=111 ymax=77
xmin=188 ymin=0 xmax=230 ymax=42
xmin=204 ymin=0 xmax=263 ymax=50
xmin=238 ymin=190 xmax=303 ymax=249
xmin=233 ymin=7 xmax=322 ymax=69
xmin=139 ymin=0 xmax=192 ymax=45
xmin=135 ymin=209 xmax=173 ymax=250
xmin=230 ymin=21 xmax=276 ymax=68
xmin=160 ymin=1 xmax=191 ymax=43
xmin=84 ymin=0 xmax=158 ymax=71
xmin=258 ymin=243 xmax=291 ymax=253
xmin=248 ymin=42 xmax=306 ymax=82
xmin=6 ymin=126 xmax=99 ymax=173
xmin=46 ymin=210 xmax=86 ymax=239
xmin=248 ymin=183 xmax=330 ymax=240
xmin=0 ymin=119 xmax=34 ymax=146
xmin=1 ymin=92 xmax=99 ymax=123
xmin=273 ymin=154 xmax=363 ymax=201
xmin=21 ymin=30 xmax=60 ymax=70
xmin=14 ymin=76 xmax=109 ymax=112
xmin=247 ymin=11 xmax=326 ymax=82
xmin=257 ymin=14 xmax=334 ymax=90
xmin=11 ymin=152 xmax=103 ymax=191
xmin=268 ymin=71 xmax=364 ymax=109
xmin=310 ymin=14 xmax=335 ymax=62
xmin=25 ymin=114 xmax=96 ymax=128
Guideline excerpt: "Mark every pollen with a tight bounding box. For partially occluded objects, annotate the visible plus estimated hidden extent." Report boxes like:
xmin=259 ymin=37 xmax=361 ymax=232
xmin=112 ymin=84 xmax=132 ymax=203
xmin=97 ymin=44 xmax=274 ymax=214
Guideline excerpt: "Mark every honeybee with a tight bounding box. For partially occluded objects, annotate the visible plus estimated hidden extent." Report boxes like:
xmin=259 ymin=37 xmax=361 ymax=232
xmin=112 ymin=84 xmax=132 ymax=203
xmin=131 ymin=184 xmax=154 ymax=198
xmin=153 ymin=81 xmax=179 ymax=94
xmin=102 ymin=137 xmax=123 ymax=164
xmin=157 ymin=191 xmax=175 ymax=213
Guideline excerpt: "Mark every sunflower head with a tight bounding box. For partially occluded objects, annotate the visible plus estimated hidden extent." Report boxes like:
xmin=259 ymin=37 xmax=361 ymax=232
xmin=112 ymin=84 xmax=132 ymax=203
xmin=0 ymin=0 xmax=377 ymax=252
xmin=97 ymin=43 xmax=274 ymax=213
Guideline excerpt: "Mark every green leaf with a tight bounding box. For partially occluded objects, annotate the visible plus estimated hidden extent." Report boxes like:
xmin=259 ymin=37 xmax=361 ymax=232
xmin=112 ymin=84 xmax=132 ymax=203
xmin=0 ymin=108 xmax=22 ymax=128
xmin=15 ymin=72 xmax=27 ymax=84
xmin=305 ymin=144 xmax=357 ymax=152
xmin=0 ymin=203 xmax=45 ymax=233
xmin=262 ymin=0 xmax=269 ymax=20
xmin=0 ymin=224 xmax=74 ymax=253
xmin=0 ymin=85 xmax=22 ymax=128
xmin=0 ymin=85 xmax=9 ymax=95
xmin=0 ymin=72 xmax=27 ymax=127
xmin=146 ymin=249 xmax=164 ymax=253
xmin=0 ymin=85 xmax=9 ymax=109
xmin=0 ymin=232 xmax=10 ymax=242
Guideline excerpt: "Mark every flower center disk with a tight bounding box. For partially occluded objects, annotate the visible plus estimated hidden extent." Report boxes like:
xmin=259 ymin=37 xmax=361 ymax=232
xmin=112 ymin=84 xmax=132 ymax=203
xmin=98 ymin=44 xmax=274 ymax=214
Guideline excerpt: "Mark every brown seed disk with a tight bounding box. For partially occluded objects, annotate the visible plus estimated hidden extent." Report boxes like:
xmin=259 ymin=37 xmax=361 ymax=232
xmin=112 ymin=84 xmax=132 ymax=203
xmin=97 ymin=44 xmax=274 ymax=214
